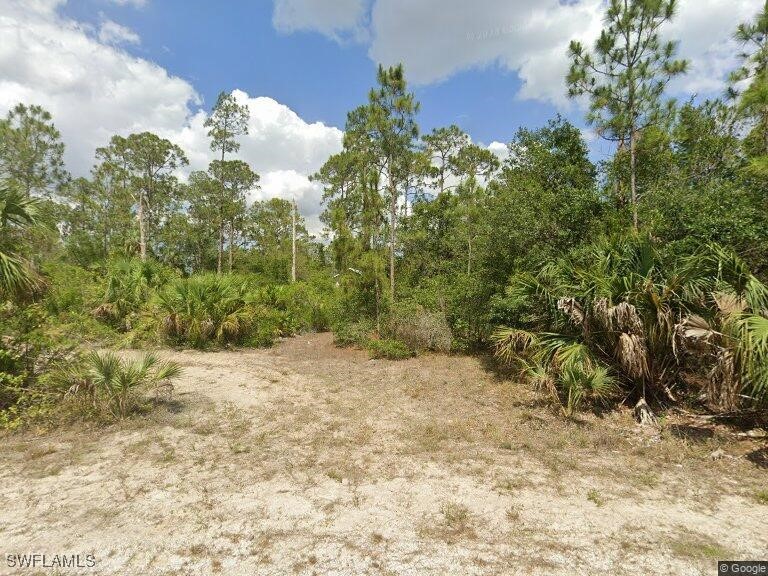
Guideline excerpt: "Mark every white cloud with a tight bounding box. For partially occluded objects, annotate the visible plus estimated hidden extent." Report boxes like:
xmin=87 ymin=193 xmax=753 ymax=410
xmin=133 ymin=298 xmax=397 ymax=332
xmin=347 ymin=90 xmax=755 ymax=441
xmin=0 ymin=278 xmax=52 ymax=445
xmin=369 ymin=0 xmax=602 ymax=107
xmin=272 ymin=0 xmax=368 ymax=43
xmin=106 ymin=0 xmax=147 ymax=7
xmin=254 ymin=170 xmax=326 ymax=234
xmin=0 ymin=0 xmax=343 ymax=231
xmin=487 ymin=141 xmax=508 ymax=163
xmin=274 ymin=0 xmax=763 ymax=107
xmin=98 ymin=19 xmax=140 ymax=45
xmin=666 ymin=0 xmax=758 ymax=96
xmin=0 ymin=0 xmax=198 ymax=175
xmin=172 ymin=91 xmax=343 ymax=231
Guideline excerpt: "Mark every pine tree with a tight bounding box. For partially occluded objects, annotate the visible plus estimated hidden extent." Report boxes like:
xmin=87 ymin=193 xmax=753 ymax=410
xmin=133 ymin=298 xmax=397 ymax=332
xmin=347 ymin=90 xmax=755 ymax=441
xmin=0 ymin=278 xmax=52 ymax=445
xmin=729 ymin=2 xmax=768 ymax=163
xmin=204 ymin=91 xmax=250 ymax=272
xmin=567 ymin=0 xmax=687 ymax=230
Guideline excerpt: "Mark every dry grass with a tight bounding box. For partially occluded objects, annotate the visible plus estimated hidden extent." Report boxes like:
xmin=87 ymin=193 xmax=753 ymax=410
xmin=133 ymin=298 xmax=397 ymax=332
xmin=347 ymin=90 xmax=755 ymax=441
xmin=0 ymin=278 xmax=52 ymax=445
xmin=0 ymin=333 xmax=766 ymax=576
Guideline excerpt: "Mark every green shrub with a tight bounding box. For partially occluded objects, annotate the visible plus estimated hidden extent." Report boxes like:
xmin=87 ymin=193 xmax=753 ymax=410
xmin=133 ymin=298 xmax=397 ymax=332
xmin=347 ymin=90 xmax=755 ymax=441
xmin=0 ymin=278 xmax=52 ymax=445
xmin=492 ymin=235 xmax=768 ymax=416
xmin=333 ymin=320 xmax=373 ymax=347
xmin=43 ymin=262 xmax=103 ymax=317
xmin=250 ymin=280 xmax=336 ymax=334
xmin=157 ymin=274 xmax=258 ymax=348
xmin=93 ymin=258 xmax=176 ymax=330
xmin=76 ymin=352 xmax=181 ymax=418
xmin=366 ymin=338 xmax=415 ymax=360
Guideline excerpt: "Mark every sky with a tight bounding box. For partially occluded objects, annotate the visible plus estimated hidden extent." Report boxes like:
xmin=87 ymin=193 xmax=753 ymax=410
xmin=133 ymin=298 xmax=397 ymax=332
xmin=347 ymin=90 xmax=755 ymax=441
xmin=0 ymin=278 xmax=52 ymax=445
xmin=0 ymin=0 xmax=762 ymax=231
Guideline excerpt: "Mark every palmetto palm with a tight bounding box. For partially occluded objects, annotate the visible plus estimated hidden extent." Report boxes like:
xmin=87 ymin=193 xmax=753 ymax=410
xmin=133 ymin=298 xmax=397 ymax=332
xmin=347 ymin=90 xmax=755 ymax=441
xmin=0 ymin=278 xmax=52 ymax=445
xmin=0 ymin=185 xmax=40 ymax=294
xmin=493 ymin=234 xmax=768 ymax=418
xmin=85 ymin=351 xmax=181 ymax=417
xmin=157 ymin=274 xmax=258 ymax=348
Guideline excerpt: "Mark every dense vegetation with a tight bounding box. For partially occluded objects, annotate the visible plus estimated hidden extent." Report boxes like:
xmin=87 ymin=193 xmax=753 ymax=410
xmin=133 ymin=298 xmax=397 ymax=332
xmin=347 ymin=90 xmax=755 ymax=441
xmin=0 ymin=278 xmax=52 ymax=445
xmin=1 ymin=0 xmax=767 ymax=429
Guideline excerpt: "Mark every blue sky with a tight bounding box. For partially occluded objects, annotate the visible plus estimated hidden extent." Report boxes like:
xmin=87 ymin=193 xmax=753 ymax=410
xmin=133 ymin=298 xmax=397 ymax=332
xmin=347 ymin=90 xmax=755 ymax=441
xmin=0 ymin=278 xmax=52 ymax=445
xmin=1 ymin=0 xmax=760 ymax=228
xmin=59 ymin=0 xmax=561 ymax=149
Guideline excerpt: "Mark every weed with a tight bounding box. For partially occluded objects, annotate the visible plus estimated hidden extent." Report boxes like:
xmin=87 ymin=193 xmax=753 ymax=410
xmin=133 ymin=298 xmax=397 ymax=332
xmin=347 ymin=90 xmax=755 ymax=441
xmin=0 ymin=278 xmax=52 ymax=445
xmin=587 ymin=489 xmax=605 ymax=507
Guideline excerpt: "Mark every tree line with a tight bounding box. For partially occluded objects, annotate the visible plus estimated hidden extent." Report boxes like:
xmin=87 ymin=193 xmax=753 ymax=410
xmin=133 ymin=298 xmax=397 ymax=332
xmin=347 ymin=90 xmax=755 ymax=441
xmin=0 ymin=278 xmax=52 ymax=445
xmin=0 ymin=94 xmax=311 ymax=284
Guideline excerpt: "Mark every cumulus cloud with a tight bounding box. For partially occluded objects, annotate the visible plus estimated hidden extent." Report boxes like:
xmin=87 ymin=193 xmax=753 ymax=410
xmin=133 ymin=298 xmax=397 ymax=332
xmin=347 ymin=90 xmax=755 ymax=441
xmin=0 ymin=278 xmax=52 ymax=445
xmin=174 ymin=91 xmax=343 ymax=232
xmin=273 ymin=0 xmax=763 ymax=106
xmin=368 ymin=0 xmax=602 ymax=106
xmin=666 ymin=0 xmax=759 ymax=96
xmin=98 ymin=19 xmax=140 ymax=45
xmin=0 ymin=0 xmax=198 ymax=175
xmin=487 ymin=141 xmax=508 ymax=163
xmin=255 ymin=170 xmax=327 ymax=233
xmin=0 ymin=0 xmax=343 ymax=231
xmin=272 ymin=0 xmax=368 ymax=42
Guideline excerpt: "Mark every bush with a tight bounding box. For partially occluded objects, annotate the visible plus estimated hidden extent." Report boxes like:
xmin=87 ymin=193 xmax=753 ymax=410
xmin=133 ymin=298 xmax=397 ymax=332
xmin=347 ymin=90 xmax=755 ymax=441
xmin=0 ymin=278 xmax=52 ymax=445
xmin=386 ymin=300 xmax=452 ymax=353
xmin=366 ymin=338 xmax=415 ymax=360
xmin=156 ymin=274 xmax=332 ymax=349
xmin=93 ymin=258 xmax=176 ymax=330
xmin=72 ymin=352 xmax=181 ymax=418
xmin=157 ymin=274 xmax=261 ymax=348
xmin=332 ymin=320 xmax=373 ymax=347
xmin=249 ymin=280 xmax=335 ymax=335
xmin=492 ymin=235 xmax=768 ymax=417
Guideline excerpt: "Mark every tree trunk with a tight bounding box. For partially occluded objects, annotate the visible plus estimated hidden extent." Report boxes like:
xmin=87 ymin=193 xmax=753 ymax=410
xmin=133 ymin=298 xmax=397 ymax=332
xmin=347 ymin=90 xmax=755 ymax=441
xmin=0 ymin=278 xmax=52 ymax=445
xmin=629 ymin=126 xmax=638 ymax=231
xmin=217 ymin=218 xmax=223 ymax=274
xmin=291 ymin=200 xmax=297 ymax=283
xmin=634 ymin=398 xmax=657 ymax=426
xmin=389 ymin=167 xmax=396 ymax=303
xmin=137 ymin=193 xmax=147 ymax=261
xmin=228 ymin=220 xmax=234 ymax=273
xmin=218 ymin=143 xmax=226 ymax=274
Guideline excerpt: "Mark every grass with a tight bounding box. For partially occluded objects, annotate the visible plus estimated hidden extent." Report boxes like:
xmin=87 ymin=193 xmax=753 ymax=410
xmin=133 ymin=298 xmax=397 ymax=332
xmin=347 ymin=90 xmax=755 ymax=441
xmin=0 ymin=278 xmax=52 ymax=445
xmin=669 ymin=532 xmax=732 ymax=561
xmin=419 ymin=501 xmax=477 ymax=543
xmin=587 ymin=489 xmax=605 ymax=507
xmin=366 ymin=338 xmax=415 ymax=360
xmin=755 ymin=490 xmax=768 ymax=505
xmin=495 ymin=476 xmax=528 ymax=493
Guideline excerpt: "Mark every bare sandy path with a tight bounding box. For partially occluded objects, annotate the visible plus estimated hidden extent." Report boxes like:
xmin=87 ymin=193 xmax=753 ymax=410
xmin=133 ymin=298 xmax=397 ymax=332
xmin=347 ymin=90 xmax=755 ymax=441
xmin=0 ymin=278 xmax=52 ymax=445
xmin=0 ymin=333 xmax=765 ymax=575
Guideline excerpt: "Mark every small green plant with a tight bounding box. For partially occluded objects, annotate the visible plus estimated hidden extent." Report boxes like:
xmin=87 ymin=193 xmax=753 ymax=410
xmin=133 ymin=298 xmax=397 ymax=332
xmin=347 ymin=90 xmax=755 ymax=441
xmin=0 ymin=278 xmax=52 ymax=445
xmin=77 ymin=352 xmax=181 ymax=417
xmin=157 ymin=274 xmax=260 ymax=348
xmin=755 ymin=490 xmax=768 ymax=505
xmin=366 ymin=338 xmax=414 ymax=360
xmin=587 ymin=489 xmax=605 ymax=507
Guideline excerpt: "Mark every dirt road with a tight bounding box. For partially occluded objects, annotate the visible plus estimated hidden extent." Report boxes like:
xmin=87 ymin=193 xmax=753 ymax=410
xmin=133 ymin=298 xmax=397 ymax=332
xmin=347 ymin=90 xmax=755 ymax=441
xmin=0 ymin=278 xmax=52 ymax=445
xmin=1 ymin=333 xmax=766 ymax=575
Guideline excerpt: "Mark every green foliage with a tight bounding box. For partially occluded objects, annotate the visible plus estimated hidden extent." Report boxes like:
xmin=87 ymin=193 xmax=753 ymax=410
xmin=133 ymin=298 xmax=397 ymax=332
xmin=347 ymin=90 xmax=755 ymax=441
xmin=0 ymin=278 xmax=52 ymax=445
xmin=333 ymin=320 xmax=374 ymax=348
xmin=0 ymin=103 xmax=68 ymax=197
xmin=158 ymin=274 xmax=261 ymax=348
xmin=492 ymin=235 xmax=768 ymax=414
xmin=366 ymin=338 xmax=414 ymax=360
xmin=385 ymin=300 xmax=452 ymax=353
xmin=94 ymin=258 xmax=176 ymax=330
xmin=77 ymin=352 xmax=181 ymax=418
xmin=0 ymin=185 xmax=43 ymax=295
xmin=567 ymin=0 xmax=688 ymax=229
xmin=156 ymin=274 xmax=332 ymax=349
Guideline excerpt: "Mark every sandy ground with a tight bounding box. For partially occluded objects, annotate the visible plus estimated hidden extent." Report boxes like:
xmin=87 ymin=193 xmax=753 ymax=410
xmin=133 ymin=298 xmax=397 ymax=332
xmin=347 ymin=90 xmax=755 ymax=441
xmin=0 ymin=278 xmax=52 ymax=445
xmin=0 ymin=332 xmax=766 ymax=575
